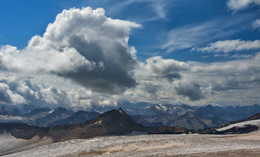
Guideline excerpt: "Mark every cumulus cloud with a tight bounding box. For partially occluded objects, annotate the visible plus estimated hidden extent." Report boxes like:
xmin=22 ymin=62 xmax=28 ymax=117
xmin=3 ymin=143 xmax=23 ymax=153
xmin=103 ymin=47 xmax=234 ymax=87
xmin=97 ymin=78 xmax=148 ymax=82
xmin=0 ymin=77 xmax=71 ymax=108
xmin=0 ymin=7 xmax=140 ymax=94
xmin=212 ymin=81 xmax=248 ymax=91
xmin=253 ymin=19 xmax=260 ymax=30
xmin=0 ymin=83 xmax=26 ymax=105
xmin=175 ymin=82 xmax=204 ymax=101
xmin=227 ymin=0 xmax=260 ymax=11
xmin=196 ymin=39 xmax=260 ymax=53
xmin=189 ymin=53 xmax=260 ymax=102
xmin=135 ymin=56 xmax=189 ymax=82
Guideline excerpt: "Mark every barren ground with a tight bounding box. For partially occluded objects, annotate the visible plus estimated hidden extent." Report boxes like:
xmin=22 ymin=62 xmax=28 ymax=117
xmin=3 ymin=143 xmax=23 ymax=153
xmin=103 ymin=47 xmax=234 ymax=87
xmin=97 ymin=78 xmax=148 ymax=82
xmin=1 ymin=131 xmax=260 ymax=157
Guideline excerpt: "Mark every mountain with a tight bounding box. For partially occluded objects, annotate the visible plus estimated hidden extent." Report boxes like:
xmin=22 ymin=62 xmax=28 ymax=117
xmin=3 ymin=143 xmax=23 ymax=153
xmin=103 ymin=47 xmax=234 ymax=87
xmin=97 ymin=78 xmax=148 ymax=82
xmin=49 ymin=110 xmax=100 ymax=126
xmin=166 ymin=111 xmax=225 ymax=130
xmin=195 ymin=104 xmax=260 ymax=122
xmin=198 ymin=112 xmax=260 ymax=134
xmin=128 ymin=103 xmax=260 ymax=129
xmin=1 ymin=103 xmax=259 ymax=130
xmin=33 ymin=107 xmax=71 ymax=127
xmin=0 ymin=108 xmax=146 ymax=142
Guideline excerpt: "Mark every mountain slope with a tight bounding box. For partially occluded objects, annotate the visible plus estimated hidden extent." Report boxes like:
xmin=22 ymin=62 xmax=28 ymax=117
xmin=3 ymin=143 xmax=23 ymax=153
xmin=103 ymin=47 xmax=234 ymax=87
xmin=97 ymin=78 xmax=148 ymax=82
xmin=47 ymin=108 xmax=146 ymax=142
xmin=216 ymin=112 xmax=260 ymax=133
xmin=0 ymin=108 xmax=146 ymax=142
xmin=198 ymin=112 xmax=260 ymax=134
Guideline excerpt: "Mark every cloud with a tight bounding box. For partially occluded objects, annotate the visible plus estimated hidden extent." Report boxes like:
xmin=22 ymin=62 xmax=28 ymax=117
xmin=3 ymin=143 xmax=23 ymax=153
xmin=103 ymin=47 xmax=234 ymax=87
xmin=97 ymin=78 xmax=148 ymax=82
xmin=0 ymin=82 xmax=26 ymax=105
xmin=0 ymin=77 xmax=72 ymax=108
xmin=196 ymin=39 xmax=260 ymax=53
xmin=175 ymin=82 xmax=204 ymax=101
xmin=212 ymin=81 xmax=248 ymax=91
xmin=0 ymin=7 xmax=140 ymax=94
xmin=106 ymin=0 xmax=170 ymax=22
xmin=253 ymin=19 xmax=260 ymax=30
xmin=1 ymin=52 xmax=260 ymax=108
xmin=162 ymin=17 xmax=248 ymax=53
xmin=135 ymin=56 xmax=190 ymax=82
xmin=227 ymin=0 xmax=260 ymax=11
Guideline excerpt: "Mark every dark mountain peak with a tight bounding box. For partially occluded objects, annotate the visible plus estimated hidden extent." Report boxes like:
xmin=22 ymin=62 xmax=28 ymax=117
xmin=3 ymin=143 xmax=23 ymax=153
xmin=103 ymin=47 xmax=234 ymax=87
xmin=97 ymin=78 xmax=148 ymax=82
xmin=47 ymin=108 xmax=146 ymax=141
xmin=180 ymin=104 xmax=192 ymax=109
xmin=118 ymin=107 xmax=126 ymax=115
xmin=205 ymin=104 xmax=213 ymax=108
xmin=53 ymin=107 xmax=69 ymax=114
xmin=233 ymin=112 xmax=260 ymax=124
xmin=96 ymin=108 xmax=134 ymax=123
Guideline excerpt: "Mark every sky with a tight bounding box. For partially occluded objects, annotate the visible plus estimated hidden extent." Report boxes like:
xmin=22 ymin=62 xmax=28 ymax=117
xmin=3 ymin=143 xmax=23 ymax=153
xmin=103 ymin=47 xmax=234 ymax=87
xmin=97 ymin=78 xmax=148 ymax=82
xmin=0 ymin=0 xmax=260 ymax=109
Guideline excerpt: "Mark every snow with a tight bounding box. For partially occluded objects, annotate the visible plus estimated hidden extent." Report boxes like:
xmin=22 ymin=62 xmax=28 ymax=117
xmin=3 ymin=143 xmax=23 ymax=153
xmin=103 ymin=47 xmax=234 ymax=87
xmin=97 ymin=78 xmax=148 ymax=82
xmin=0 ymin=115 xmax=25 ymax=121
xmin=0 ymin=134 xmax=25 ymax=155
xmin=3 ymin=133 xmax=260 ymax=157
xmin=48 ymin=110 xmax=55 ymax=114
xmin=0 ymin=134 xmax=53 ymax=156
xmin=216 ymin=119 xmax=260 ymax=131
xmin=118 ymin=109 xmax=124 ymax=114
xmin=155 ymin=105 xmax=161 ymax=111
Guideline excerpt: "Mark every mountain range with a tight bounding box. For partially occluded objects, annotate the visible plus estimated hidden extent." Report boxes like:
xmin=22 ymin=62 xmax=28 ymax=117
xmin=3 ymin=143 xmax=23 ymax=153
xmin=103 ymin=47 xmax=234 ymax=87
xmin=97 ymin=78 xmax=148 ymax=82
xmin=1 ymin=103 xmax=260 ymax=130
xmin=0 ymin=108 xmax=146 ymax=142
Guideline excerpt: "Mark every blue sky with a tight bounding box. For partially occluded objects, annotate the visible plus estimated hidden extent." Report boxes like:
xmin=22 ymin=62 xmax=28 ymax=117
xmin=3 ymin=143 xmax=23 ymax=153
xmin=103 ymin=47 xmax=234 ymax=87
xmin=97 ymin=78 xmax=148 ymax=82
xmin=0 ymin=0 xmax=260 ymax=108
xmin=0 ymin=0 xmax=260 ymax=62
xmin=1 ymin=0 xmax=259 ymax=62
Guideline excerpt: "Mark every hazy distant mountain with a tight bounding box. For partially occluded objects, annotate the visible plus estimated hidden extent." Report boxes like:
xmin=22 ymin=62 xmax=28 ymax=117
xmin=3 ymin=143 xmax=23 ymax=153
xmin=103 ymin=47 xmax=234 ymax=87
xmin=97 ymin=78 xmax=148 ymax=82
xmin=50 ymin=110 xmax=100 ymax=126
xmin=128 ymin=103 xmax=260 ymax=129
xmin=195 ymin=104 xmax=260 ymax=122
xmin=164 ymin=111 xmax=225 ymax=130
xmin=33 ymin=107 xmax=71 ymax=127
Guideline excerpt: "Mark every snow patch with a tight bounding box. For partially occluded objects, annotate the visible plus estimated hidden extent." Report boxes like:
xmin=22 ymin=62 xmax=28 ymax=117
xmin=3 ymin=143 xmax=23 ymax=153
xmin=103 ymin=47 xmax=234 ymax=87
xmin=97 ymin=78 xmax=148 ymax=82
xmin=48 ymin=110 xmax=55 ymax=114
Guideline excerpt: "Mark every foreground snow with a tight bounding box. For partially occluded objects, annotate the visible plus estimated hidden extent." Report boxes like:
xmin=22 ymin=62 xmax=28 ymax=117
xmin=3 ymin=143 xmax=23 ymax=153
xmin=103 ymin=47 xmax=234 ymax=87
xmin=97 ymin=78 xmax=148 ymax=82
xmin=0 ymin=134 xmax=26 ymax=155
xmin=2 ymin=132 xmax=260 ymax=157
xmin=0 ymin=134 xmax=53 ymax=156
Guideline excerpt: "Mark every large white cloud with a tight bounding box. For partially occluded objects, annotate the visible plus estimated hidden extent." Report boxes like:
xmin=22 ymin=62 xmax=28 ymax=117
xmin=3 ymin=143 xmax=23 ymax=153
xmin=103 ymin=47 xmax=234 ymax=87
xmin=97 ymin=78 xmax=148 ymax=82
xmin=196 ymin=39 xmax=260 ymax=53
xmin=0 ymin=7 xmax=140 ymax=94
xmin=0 ymin=6 xmax=259 ymax=109
xmin=227 ymin=0 xmax=260 ymax=11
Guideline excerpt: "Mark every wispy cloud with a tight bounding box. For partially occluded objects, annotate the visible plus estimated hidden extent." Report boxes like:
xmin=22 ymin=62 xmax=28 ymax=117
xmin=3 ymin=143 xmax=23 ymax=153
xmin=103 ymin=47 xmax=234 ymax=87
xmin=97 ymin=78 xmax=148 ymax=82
xmin=253 ymin=19 xmax=260 ymax=30
xmin=162 ymin=18 xmax=247 ymax=53
xmin=162 ymin=9 xmax=259 ymax=53
xmin=106 ymin=0 xmax=171 ymax=22
xmin=196 ymin=39 xmax=260 ymax=53
xmin=227 ymin=0 xmax=260 ymax=11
